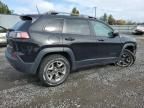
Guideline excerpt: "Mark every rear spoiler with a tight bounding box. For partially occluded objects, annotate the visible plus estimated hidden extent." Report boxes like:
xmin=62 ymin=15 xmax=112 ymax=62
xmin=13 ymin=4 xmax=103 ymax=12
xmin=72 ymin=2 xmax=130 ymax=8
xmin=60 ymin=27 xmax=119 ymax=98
xmin=20 ymin=16 xmax=32 ymax=20
xmin=20 ymin=14 xmax=42 ymax=21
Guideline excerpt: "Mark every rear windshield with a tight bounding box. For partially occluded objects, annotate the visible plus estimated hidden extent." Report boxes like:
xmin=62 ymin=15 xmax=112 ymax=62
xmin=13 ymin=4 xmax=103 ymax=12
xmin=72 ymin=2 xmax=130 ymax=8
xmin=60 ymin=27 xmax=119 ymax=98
xmin=12 ymin=20 xmax=32 ymax=31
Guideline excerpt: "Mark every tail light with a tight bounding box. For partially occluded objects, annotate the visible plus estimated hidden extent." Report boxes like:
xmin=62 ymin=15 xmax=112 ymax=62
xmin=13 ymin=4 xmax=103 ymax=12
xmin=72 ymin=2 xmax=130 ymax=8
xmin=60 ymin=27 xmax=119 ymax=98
xmin=8 ymin=31 xmax=30 ymax=39
xmin=16 ymin=32 xmax=30 ymax=39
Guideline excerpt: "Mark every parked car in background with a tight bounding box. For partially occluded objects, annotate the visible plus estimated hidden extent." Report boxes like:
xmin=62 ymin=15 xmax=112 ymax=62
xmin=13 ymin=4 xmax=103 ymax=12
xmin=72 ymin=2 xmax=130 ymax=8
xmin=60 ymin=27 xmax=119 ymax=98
xmin=132 ymin=25 xmax=144 ymax=35
xmin=0 ymin=26 xmax=7 ymax=45
xmin=0 ymin=14 xmax=20 ymax=46
xmin=6 ymin=12 xmax=137 ymax=86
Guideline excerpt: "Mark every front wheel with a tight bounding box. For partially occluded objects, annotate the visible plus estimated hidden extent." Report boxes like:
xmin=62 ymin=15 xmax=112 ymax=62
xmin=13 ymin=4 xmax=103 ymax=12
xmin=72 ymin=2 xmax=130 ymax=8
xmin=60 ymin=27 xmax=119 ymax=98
xmin=116 ymin=49 xmax=135 ymax=67
xmin=39 ymin=54 xmax=70 ymax=86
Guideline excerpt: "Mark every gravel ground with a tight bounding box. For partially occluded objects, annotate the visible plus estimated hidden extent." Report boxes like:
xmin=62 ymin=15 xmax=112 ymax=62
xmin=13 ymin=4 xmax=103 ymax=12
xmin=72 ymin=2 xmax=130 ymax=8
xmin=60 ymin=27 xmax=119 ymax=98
xmin=0 ymin=35 xmax=144 ymax=108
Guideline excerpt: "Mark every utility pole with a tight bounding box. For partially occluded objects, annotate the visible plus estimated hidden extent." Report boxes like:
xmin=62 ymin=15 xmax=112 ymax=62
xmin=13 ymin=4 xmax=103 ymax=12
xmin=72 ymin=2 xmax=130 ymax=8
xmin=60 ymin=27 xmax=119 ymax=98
xmin=94 ymin=7 xmax=97 ymax=18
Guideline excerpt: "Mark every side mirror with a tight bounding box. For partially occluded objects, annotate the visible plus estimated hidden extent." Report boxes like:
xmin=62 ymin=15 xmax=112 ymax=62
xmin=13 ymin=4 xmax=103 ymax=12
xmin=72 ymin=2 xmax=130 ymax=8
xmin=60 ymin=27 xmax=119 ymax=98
xmin=113 ymin=31 xmax=119 ymax=37
xmin=108 ymin=31 xmax=119 ymax=38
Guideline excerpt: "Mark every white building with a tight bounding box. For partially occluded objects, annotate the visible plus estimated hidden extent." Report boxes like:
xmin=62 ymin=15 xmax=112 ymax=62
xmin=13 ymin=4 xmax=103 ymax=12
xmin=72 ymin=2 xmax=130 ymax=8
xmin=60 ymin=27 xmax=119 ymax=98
xmin=0 ymin=14 xmax=20 ymax=29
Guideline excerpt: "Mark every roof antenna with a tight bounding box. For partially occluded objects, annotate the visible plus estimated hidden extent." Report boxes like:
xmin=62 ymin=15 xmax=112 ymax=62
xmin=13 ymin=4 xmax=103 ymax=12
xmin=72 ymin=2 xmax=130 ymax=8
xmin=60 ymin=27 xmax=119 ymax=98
xmin=36 ymin=5 xmax=40 ymax=14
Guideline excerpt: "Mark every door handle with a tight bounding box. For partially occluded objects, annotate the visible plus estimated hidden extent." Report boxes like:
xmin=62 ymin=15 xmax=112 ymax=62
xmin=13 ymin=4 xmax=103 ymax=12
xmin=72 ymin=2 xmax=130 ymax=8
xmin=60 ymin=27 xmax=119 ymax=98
xmin=65 ymin=37 xmax=75 ymax=41
xmin=98 ymin=39 xmax=104 ymax=41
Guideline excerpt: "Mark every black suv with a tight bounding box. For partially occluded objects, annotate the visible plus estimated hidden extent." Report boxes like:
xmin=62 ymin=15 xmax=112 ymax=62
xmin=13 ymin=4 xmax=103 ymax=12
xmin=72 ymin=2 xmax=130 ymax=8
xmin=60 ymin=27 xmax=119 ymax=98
xmin=5 ymin=12 xmax=137 ymax=86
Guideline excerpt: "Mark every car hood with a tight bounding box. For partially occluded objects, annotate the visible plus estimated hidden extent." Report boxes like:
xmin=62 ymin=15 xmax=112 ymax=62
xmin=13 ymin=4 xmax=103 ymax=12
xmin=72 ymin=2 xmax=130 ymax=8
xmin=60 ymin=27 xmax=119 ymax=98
xmin=120 ymin=34 xmax=136 ymax=43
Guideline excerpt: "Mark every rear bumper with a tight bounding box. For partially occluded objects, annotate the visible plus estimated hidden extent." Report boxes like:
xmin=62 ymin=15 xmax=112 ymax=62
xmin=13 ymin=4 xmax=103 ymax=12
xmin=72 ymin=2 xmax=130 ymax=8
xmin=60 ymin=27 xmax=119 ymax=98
xmin=5 ymin=49 xmax=35 ymax=74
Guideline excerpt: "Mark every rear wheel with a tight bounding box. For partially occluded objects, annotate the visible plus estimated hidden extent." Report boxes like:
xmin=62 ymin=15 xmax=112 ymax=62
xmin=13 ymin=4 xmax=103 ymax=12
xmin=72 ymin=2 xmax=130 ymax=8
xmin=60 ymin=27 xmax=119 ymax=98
xmin=39 ymin=54 xmax=70 ymax=86
xmin=116 ymin=49 xmax=135 ymax=67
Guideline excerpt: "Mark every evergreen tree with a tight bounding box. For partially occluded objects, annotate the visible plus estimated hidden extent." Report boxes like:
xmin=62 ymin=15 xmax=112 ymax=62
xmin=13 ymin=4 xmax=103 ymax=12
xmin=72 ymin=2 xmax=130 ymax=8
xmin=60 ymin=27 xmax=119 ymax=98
xmin=0 ymin=1 xmax=13 ymax=14
xmin=108 ymin=14 xmax=115 ymax=25
xmin=71 ymin=7 xmax=80 ymax=16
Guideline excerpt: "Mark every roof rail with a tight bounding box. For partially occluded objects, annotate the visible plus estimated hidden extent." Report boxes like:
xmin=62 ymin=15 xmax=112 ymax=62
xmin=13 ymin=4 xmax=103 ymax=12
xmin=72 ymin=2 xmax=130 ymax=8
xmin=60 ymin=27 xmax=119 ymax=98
xmin=46 ymin=11 xmax=96 ymax=19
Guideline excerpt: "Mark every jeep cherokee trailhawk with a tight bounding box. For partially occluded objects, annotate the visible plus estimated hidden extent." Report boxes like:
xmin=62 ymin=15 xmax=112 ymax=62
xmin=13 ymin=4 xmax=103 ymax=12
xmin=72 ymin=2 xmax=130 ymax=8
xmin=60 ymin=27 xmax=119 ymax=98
xmin=5 ymin=12 xmax=137 ymax=86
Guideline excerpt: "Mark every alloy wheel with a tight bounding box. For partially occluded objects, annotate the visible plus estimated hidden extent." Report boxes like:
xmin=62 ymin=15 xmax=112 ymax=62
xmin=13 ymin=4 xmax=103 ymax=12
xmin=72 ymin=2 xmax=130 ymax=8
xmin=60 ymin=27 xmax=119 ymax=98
xmin=43 ymin=60 xmax=66 ymax=83
xmin=116 ymin=51 xmax=134 ymax=67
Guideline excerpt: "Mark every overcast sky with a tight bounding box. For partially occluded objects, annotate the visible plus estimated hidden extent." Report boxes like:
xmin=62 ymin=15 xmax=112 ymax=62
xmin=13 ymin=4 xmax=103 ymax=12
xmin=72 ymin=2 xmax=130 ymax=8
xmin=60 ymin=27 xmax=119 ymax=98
xmin=3 ymin=0 xmax=144 ymax=22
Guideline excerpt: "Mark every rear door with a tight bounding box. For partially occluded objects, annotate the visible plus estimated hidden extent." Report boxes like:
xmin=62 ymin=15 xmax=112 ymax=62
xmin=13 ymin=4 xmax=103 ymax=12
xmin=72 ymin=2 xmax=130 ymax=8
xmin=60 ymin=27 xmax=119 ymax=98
xmin=90 ymin=20 xmax=123 ymax=59
xmin=62 ymin=18 xmax=97 ymax=62
xmin=29 ymin=16 xmax=64 ymax=46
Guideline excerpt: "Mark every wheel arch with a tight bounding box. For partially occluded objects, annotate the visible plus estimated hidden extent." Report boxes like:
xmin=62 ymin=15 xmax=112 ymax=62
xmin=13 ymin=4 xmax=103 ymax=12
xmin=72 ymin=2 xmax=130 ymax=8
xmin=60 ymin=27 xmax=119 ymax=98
xmin=31 ymin=47 xmax=76 ymax=74
xmin=122 ymin=43 xmax=136 ymax=54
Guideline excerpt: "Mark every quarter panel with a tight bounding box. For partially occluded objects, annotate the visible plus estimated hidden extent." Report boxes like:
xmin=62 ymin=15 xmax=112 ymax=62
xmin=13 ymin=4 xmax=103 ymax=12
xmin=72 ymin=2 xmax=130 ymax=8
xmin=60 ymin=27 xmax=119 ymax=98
xmin=31 ymin=47 xmax=76 ymax=73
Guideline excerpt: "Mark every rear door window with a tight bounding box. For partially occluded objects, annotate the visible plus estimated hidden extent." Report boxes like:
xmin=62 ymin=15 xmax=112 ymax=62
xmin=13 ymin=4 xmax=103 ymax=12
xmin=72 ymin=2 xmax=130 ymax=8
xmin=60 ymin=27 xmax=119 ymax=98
xmin=43 ymin=19 xmax=63 ymax=33
xmin=63 ymin=19 xmax=90 ymax=35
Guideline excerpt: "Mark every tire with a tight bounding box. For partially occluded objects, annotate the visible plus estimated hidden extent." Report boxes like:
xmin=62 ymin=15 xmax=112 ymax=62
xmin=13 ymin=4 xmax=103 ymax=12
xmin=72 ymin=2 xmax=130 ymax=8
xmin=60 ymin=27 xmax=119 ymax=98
xmin=116 ymin=49 xmax=135 ymax=67
xmin=39 ymin=54 xmax=70 ymax=86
